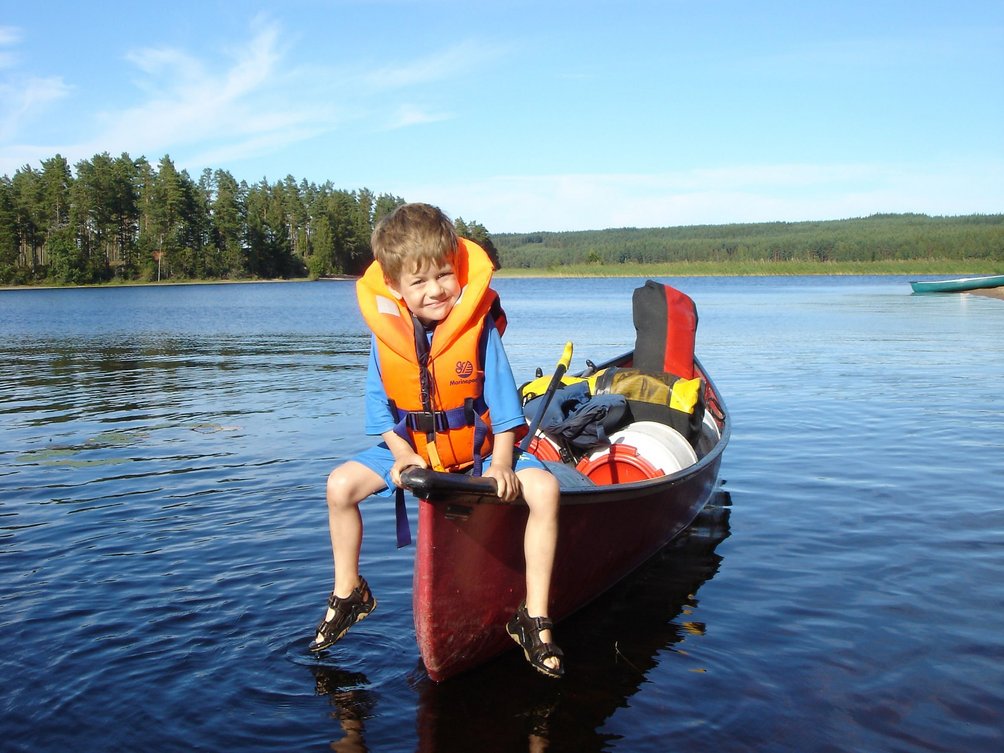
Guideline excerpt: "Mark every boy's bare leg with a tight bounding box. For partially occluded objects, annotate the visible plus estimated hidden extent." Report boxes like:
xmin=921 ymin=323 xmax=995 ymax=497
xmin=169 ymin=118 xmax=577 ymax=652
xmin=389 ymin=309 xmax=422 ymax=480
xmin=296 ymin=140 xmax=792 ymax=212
xmin=518 ymin=467 xmax=561 ymax=670
xmin=316 ymin=461 xmax=386 ymax=641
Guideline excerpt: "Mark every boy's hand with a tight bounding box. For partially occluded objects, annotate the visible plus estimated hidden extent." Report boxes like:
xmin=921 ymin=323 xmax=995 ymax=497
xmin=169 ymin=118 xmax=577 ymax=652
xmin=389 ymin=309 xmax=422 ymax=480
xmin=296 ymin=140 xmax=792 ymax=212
xmin=390 ymin=452 xmax=427 ymax=487
xmin=484 ymin=463 xmax=522 ymax=502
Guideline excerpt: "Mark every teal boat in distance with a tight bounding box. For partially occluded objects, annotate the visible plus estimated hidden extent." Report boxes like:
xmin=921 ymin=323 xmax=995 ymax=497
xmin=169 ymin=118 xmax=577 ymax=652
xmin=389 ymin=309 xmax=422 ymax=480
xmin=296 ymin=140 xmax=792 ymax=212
xmin=910 ymin=274 xmax=1004 ymax=294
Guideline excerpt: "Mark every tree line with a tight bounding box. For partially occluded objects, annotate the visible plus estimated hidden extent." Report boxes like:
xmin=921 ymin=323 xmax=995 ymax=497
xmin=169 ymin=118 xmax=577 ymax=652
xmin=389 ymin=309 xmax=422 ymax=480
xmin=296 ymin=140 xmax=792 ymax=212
xmin=3 ymin=152 xmax=1001 ymax=286
xmin=493 ymin=213 xmax=1004 ymax=268
xmin=0 ymin=153 xmax=485 ymax=286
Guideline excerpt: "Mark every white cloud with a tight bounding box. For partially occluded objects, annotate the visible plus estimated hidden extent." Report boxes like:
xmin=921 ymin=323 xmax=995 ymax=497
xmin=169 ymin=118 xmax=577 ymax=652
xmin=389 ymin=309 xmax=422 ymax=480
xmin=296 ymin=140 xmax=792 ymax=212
xmin=0 ymin=21 xmax=290 ymax=174
xmin=0 ymin=18 xmax=502 ymax=177
xmin=0 ymin=25 xmax=20 ymax=45
xmin=384 ymin=104 xmax=452 ymax=130
xmin=400 ymin=161 xmax=1004 ymax=232
xmin=0 ymin=24 xmax=71 ymax=143
xmin=364 ymin=40 xmax=502 ymax=89
xmin=0 ymin=75 xmax=71 ymax=142
xmin=0 ymin=18 xmax=347 ymax=176
xmin=86 ymin=21 xmax=316 ymax=160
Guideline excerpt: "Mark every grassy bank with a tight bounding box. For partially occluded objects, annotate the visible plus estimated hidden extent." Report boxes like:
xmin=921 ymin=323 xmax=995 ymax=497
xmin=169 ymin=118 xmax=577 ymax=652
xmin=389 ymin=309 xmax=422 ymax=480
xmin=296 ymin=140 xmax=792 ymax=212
xmin=495 ymin=258 xmax=1004 ymax=278
xmin=6 ymin=259 xmax=1004 ymax=291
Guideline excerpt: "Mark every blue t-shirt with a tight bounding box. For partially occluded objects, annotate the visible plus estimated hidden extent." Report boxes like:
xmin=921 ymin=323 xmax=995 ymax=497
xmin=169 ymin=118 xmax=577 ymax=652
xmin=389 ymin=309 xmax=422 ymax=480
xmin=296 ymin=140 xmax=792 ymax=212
xmin=364 ymin=316 xmax=526 ymax=437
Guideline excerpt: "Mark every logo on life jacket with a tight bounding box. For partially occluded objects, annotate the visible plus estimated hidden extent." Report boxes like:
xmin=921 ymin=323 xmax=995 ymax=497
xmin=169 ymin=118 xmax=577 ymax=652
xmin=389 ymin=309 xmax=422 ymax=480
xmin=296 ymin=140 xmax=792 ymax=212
xmin=455 ymin=360 xmax=475 ymax=379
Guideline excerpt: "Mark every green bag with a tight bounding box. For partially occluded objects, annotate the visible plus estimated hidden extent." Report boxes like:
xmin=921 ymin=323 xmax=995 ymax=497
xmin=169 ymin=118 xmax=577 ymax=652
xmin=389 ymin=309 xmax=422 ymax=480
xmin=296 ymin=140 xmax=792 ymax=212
xmin=592 ymin=367 xmax=705 ymax=444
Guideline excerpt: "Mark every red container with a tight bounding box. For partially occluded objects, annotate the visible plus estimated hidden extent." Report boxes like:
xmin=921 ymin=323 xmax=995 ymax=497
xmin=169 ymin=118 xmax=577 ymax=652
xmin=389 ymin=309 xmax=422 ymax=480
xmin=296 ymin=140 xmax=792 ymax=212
xmin=575 ymin=442 xmax=662 ymax=484
xmin=527 ymin=434 xmax=562 ymax=462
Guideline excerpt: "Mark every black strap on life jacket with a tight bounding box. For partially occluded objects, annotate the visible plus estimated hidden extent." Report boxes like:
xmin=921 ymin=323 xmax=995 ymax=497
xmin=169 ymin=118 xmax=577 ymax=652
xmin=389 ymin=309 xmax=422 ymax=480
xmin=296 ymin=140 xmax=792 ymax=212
xmin=390 ymin=314 xmax=431 ymax=549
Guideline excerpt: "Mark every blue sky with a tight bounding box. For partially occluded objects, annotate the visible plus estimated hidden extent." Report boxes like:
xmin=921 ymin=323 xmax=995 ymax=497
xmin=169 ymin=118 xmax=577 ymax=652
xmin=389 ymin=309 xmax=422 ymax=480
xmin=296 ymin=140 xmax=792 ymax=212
xmin=1 ymin=0 xmax=1001 ymax=232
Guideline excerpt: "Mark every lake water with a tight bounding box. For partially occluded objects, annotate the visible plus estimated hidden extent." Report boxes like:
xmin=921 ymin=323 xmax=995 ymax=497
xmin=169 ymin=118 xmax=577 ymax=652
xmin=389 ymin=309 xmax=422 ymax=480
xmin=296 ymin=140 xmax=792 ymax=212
xmin=2 ymin=276 xmax=1003 ymax=752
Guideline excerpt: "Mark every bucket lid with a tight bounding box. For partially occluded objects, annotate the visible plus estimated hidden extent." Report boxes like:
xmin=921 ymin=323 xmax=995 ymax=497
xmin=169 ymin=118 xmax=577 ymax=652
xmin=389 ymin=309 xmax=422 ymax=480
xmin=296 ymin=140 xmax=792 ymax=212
xmin=615 ymin=421 xmax=698 ymax=469
xmin=575 ymin=443 xmax=662 ymax=484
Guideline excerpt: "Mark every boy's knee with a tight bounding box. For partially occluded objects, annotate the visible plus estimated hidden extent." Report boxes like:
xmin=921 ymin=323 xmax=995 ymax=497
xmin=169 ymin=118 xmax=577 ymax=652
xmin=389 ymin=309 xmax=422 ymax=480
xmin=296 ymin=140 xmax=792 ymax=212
xmin=522 ymin=469 xmax=560 ymax=507
xmin=326 ymin=467 xmax=362 ymax=509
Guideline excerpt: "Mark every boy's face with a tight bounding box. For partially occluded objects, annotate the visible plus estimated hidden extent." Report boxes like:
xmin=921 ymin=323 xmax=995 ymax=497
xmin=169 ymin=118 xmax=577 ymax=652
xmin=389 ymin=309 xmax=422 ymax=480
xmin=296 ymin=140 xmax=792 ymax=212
xmin=388 ymin=258 xmax=461 ymax=326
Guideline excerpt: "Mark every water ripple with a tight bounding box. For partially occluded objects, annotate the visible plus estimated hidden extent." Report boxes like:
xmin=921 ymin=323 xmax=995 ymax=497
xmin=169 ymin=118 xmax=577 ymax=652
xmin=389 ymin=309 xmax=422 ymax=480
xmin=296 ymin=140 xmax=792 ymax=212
xmin=3 ymin=278 xmax=1004 ymax=752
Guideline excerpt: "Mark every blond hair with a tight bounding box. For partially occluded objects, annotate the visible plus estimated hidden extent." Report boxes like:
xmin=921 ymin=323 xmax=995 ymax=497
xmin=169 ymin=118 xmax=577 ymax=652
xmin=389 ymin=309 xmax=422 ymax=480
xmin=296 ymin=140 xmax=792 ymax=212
xmin=371 ymin=203 xmax=459 ymax=282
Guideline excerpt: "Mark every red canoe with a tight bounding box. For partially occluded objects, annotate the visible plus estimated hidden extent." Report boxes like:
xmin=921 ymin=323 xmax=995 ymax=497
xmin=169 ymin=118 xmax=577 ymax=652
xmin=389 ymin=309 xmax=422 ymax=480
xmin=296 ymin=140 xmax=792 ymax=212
xmin=402 ymin=351 xmax=730 ymax=681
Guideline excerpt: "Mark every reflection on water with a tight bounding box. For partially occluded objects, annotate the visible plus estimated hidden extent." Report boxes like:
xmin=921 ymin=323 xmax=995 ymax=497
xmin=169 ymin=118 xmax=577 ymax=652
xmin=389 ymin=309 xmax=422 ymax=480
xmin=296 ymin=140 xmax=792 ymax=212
xmin=308 ymin=494 xmax=732 ymax=753
xmin=4 ymin=278 xmax=1004 ymax=752
xmin=310 ymin=666 xmax=377 ymax=753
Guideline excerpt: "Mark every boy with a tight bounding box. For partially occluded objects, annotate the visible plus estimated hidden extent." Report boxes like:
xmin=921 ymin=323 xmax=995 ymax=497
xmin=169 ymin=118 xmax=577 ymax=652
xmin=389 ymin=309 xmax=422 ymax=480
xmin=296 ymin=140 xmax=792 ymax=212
xmin=309 ymin=203 xmax=563 ymax=678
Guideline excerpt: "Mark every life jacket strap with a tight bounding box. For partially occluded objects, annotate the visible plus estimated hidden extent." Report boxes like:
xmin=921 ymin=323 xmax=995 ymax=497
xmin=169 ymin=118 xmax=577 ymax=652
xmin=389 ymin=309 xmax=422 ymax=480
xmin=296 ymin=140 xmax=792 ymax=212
xmin=389 ymin=395 xmax=491 ymax=474
xmin=394 ymin=487 xmax=411 ymax=548
xmin=389 ymin=398 xmax=488 ymax=438
xmin=470 ymin=408 xmax=489 ymax=477
xmin=405 ymin=410 xmax=451 ymax=434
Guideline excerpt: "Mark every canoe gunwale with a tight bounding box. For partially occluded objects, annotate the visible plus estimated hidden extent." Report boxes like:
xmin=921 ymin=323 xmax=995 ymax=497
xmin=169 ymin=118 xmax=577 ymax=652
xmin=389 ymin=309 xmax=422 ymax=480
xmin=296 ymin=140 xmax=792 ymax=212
xmin=402 ymin=435 xmax=725 ymax=508
xmin=401 ymin=356 xmax=731 ymax=509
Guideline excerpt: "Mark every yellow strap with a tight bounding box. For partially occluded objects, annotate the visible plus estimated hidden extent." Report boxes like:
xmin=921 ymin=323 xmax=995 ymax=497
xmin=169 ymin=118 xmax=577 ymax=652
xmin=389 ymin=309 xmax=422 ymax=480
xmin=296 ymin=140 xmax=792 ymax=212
xmin=426 ymin=440 xmax=445 ymax=472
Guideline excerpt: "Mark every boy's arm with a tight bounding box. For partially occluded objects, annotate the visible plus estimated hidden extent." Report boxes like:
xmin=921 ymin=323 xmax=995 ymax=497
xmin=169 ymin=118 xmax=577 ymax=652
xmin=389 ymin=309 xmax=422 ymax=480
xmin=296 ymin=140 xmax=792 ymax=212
xmin=479 ymin=316 xmax=528 ymax=502
xmin=364 ymin=335 xmax=397 ymax=435
xmin=484 ymin=430 xmax=520 ymax=501
xmin=481 ymin=319 xmax=527 ymax=437
xmin=384 ymin=428 xmax=427 ymax=487
xmin=366 ymin=335 xmax=425 ymax=485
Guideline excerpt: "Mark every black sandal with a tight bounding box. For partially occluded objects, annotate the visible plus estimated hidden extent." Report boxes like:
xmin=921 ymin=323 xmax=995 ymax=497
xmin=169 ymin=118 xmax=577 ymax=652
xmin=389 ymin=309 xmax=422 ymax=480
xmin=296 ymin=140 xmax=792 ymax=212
xmin=309 ymin=576 xmax=377 ymax=652
xmin=506 ymin=602 xmax=564 ymax=678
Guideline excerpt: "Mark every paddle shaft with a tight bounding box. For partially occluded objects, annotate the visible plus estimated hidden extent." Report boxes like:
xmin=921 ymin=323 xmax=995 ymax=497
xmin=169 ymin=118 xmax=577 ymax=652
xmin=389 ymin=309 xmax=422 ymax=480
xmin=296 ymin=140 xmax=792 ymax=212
xmin=518 ymin=341 xmax=574 ymax=452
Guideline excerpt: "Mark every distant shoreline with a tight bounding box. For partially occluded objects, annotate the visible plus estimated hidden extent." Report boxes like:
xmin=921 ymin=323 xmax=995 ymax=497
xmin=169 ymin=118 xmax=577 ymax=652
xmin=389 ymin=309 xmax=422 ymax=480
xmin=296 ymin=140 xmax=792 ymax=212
xmin=3 ymin=264 xmax=1003 ymax=292
xmin=0 ymin=277 xmax=311 ymax=292
xmin=490 ymin=259 xmax=1004 ymax=278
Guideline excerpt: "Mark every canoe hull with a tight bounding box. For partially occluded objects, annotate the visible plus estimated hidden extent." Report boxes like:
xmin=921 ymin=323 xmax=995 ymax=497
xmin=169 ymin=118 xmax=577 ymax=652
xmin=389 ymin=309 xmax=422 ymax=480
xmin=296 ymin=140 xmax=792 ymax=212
xmin=411 ymin=358 xmax=729 ymax=681
xmin=413 ymin=449 xmax=724 ymax=681
xmin=910 ymin=274 xmax=1004 ymax=293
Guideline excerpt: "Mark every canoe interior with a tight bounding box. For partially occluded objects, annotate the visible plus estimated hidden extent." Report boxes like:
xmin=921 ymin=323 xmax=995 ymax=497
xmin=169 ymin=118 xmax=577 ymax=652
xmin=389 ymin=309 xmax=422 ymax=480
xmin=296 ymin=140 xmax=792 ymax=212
xmin=407 ymin=353 xmax=730 ymax=681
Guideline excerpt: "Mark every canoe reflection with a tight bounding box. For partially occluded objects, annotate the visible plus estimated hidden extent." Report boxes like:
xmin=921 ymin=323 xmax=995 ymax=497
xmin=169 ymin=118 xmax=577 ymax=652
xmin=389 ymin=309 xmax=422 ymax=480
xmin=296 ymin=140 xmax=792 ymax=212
xmin=414 ymin=490 xmax=732 ymax=753
xmin=308 ymin=492 xmax=730 ymax=753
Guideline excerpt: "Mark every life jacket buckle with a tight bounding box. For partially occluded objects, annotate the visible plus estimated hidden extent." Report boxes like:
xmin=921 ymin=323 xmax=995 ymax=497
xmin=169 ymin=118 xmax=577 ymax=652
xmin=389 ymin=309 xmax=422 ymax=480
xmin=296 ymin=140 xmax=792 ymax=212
xmin=407 ymin=410 xmax=449 ymax=434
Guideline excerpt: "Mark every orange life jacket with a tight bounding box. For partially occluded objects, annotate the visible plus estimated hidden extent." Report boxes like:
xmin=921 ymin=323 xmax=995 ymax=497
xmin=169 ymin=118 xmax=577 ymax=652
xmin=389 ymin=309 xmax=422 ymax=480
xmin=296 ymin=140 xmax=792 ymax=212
xmin=356 ymin=238 xmax=503 ymax=472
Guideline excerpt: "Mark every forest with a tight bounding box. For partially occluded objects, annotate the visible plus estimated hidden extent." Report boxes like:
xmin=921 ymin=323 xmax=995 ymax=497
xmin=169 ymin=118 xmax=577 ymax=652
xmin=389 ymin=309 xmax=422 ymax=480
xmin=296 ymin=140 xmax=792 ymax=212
xmin=493 ymin=214 xmax=1004 ymax=269
xmin=0 ymin=152 xmax=494 ymax=286
xmin=2 ymin=152 xmax=1001 ymax=286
